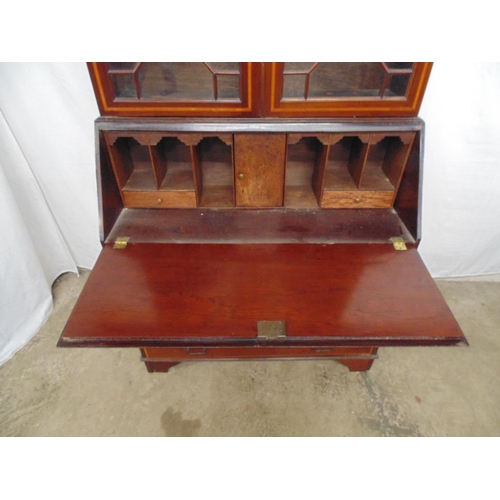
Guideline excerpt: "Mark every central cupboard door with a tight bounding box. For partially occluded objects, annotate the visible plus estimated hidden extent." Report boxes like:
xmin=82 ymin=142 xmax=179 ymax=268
xmin=234 ymin=134 xmax=287 ymax=207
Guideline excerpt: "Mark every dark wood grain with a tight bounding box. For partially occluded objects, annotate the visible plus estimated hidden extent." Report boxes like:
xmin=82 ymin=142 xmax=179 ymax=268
xmin=144 ymin=361 xmax=179 ymax=373
xmin=285 ymin=136 xmax=326 ymax=208
xmin=197 ymin=137 xmax=235 ymax=207
xmin=337 ymin=358 xmax=375 ymax=371
xmin=97 ymin=131 xmax=123 ymax=242
xmin=142 ymin=346 xmax=377 ymax=360
xmin=149 ymin=141 xmax=167 ymax=188
xmin=95 ymin=116 xmax=426 ymax=135
xmin=394 ymin=132 xmax=421 ymax=242
xmin=347 ymin=136 xmax=369 ymax=188
xmin=104 ymin=136 xmax=133 ymax=190
xmin=59 ymin=243 xmax=466 ymax=347
xmin=140 ymin=346 xmax=378 ymax=372
xmin=105 ymin=208 xmax=415 ymax=244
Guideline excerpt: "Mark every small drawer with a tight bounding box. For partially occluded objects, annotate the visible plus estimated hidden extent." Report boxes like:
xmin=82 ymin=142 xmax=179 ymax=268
xmin=123 ymin=190 xmax=197 ymax=208
xmin=142 ymin=346 xmax=377 ymax=361
xmin=321 ymin=190 xmax=393 ymax=208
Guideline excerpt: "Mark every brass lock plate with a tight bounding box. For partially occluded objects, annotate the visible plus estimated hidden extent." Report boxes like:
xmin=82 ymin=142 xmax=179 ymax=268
xmin=257 ymin=321 xmax=286 ymax=339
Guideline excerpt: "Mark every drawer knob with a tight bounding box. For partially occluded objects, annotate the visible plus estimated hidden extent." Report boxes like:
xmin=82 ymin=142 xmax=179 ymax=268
xmin=238 ymin=173 xmax=244 ymax=179
xmin=157 ymin=198 xmax=162 ymax=204
xmin=355 ymin=197 xmax=361 ymax=203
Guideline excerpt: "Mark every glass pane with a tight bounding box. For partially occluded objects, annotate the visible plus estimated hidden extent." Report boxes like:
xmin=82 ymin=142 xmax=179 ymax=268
xmin=386 ymin=74 xmax=411 ymax=97
xmin=283 ymin=74 xmax=307 ymax=99
xmin=136 ymin=63 xmax=212 ymax=100
xmin=217 ymin=75 xmax=240 ymax=99
xmin=108 ymin=62 xmax=139 ymax=71
xmin=126 ymin=62 xmax=244 ymax=101
xmin=284 ymin=62 xmax=316 ymax=73
xmin=207 ymin=62 xmax=240 ymax=72
xmin=136 ymin=63 xmax=183 ymax=98
xmin=384 ymin=62 xmax=413 ymax=70
xmin=110 ymin=73 xmax=137 ymax=99
xmin=107 ymin=62 xmax=243 ymax=102
xmin=308 ymin=63 xmax=385 ymax=98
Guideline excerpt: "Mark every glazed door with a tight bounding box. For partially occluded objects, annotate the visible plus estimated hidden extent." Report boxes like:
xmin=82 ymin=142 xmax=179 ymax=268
xmin=263 ymin=62 xmax=432 ymax=117
xmin=89 ymin=62 xmax=432 ymax=118
xmin=88 ymin=62 xmax=261 ymax=117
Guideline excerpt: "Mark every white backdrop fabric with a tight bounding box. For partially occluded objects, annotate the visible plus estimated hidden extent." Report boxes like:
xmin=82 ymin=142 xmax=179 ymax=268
xmin=419 ymin=63 xmax=500 ymax=277
xmin=0 ymin=62 xmax=499 ymax=365
xmin=0 ymin=63 xmax=100 ymax=365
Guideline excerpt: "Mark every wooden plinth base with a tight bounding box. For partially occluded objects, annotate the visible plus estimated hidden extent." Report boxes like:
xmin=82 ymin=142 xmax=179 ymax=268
xmin=336 ymin=358 xmax=375 ymax=372
xmin=142 ymin=349 xmax=378 ymax=373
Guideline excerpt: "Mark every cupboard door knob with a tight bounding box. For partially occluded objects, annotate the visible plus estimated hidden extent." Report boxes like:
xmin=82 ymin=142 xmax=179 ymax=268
xmin=238 ymin=173 xmax=244 ymax=179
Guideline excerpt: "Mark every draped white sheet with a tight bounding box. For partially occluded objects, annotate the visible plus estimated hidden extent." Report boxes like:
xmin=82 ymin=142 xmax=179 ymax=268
xmin=0 ymin=63 xmax=100 ymax=365
xmin=0 ymin=62 xmax=499 ymax=365
xmin=419 ymin=62 xmax=500 ymax=277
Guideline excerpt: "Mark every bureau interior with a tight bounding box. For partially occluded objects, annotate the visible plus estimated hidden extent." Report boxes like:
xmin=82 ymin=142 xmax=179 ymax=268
xmin=104 ymin=131 xmax=417 ymax=206
xmin=99 ymin=127 xmax=422 ymax=245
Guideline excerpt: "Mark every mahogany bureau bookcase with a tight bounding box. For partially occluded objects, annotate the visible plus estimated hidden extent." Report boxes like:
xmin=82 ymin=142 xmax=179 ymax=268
xmin=58 ymin=62 xmax=467 ymax=372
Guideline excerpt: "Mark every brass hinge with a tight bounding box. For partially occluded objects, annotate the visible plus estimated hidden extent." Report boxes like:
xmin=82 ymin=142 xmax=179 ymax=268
xmin=113 ymin=237 xmax=130 ymax=249
xmin=390 ymin=237 xmax=407 ymax=251
xmin=257 ymin=321 xmax=286 ymax=340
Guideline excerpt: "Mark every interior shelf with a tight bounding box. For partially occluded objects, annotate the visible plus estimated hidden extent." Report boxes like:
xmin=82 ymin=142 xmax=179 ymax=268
xmin=105 ymin=132 xmax=197 ymax=208
xmin=285 ymin=136 xmax=323 ymax=208
xmin=110 ymin=136 xmax=156 ymax=192
xmin=320 ymin=132 xmax=415 ymax=209
xmin=195 ymin=136 xmax=234 ymax=208
xmin=363 ymin=134 xmax=414 ymax=191
xmin=104 ymin=130 xmax=414 ymax=211
xmin=324 ymin=135 xmax=366 ymax=191
xmin=153 ymin=137 xmax=195 ymax=192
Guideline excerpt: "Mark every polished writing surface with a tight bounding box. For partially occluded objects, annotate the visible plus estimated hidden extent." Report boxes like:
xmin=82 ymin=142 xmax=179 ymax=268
xmin=60 ymin=243 xmax=466 ymax=346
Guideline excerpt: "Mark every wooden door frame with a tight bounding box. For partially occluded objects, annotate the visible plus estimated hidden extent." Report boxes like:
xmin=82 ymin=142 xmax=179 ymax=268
xmin=88 ymin=62 xmax=262 ymax=117
xmin=263 ymin=62 xmax=433 ymax=118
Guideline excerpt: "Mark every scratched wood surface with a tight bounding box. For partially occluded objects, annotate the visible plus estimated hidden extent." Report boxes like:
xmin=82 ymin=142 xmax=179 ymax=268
xmin=105 ymin=208 xmax=415 ymax=244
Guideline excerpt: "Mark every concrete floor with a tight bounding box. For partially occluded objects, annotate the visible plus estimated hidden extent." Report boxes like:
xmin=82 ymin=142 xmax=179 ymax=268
xmin=1 ymin=271 xmax=499 ymax=437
